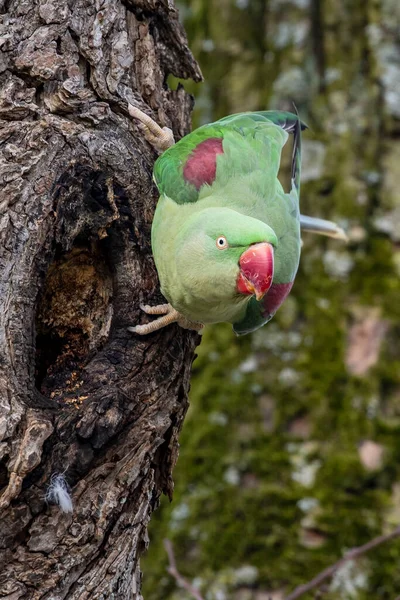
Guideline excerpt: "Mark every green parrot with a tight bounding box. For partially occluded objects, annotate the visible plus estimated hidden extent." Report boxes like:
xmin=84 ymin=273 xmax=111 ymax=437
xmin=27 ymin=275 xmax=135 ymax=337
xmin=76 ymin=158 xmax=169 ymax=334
xmin=128 ymin=109 xmax=346 ymax=336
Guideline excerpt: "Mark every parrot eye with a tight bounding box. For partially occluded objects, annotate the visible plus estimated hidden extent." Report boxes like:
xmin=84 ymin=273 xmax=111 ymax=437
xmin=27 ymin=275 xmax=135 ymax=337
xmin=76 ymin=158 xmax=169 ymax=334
xmin=216 ymin=236 xmax=228 ymax=249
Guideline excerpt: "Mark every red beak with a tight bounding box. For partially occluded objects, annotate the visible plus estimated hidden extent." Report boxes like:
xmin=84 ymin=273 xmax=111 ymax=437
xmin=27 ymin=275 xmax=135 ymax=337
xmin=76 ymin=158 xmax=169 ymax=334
xmin=237 ymin=242 xmax=274 ymax=301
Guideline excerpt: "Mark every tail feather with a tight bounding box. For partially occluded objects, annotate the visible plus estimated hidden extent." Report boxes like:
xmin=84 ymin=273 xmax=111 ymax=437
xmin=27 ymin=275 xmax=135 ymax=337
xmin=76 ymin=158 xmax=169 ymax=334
xmin=261 ymin=110 xmax=306 ymax=197
xmin=300 ymin=215 xmax=348 ymax=241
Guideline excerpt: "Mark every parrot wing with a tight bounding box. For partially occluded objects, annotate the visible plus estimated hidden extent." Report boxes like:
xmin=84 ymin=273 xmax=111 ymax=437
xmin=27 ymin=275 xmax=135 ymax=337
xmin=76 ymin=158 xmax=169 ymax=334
xmin=153 ymin=111 xmax=306 ymax=206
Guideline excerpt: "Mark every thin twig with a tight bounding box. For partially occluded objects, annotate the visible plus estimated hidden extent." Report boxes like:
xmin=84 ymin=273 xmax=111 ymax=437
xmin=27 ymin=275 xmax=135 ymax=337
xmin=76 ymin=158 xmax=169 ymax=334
xmin=164 ymin=539 xmax=205 ymax=600
xmin=285 ymin=525 xmax=400 ymax=600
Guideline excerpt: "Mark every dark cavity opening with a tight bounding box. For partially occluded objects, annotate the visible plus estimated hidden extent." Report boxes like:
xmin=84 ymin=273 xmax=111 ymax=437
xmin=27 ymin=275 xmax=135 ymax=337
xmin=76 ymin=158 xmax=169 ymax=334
xmin=35 ymin=241 xmax=113 ymax=401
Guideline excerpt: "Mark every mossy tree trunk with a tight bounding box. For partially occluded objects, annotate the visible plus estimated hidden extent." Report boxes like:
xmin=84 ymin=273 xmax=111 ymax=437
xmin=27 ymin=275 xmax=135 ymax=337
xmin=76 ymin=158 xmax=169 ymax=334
xmin=0 ymin=1 xmax=201 ymax=597
xmin=143 ymin=1 xmax=400 ymax=599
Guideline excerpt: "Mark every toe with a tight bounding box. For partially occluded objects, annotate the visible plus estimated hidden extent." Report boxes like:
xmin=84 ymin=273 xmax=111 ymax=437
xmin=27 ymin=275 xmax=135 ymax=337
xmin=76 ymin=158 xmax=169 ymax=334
xmin=128 ymin=324 xmax=147 ymax=335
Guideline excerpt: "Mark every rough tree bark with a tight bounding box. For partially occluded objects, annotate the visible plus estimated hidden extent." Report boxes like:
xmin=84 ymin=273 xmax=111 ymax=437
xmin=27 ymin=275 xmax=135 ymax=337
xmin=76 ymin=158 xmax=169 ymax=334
xmin=0 ymin=1 xmax=202 ymax=597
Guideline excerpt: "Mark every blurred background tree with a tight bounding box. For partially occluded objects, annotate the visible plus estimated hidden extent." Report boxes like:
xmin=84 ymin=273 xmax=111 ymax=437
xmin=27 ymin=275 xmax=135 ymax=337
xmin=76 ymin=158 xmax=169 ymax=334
xmin=143 ymin=0 xmax=400 ymax=598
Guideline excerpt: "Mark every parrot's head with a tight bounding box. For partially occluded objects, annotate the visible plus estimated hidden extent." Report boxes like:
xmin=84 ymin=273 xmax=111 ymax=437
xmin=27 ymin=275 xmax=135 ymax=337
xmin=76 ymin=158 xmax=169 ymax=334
xmin=174 ymin=207 xmax=278 ymax=310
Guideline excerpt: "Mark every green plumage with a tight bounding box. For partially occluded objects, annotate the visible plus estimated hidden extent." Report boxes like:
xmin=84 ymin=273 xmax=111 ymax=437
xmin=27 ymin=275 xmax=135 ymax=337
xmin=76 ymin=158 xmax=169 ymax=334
xmin=151 ymin=111 xmax=305 ymax=334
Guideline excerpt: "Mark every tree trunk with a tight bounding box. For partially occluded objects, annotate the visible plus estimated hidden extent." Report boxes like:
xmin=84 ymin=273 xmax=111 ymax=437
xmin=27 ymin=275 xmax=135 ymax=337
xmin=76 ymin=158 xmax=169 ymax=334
xmin=0 ymin=1 xmax=202 ymax=597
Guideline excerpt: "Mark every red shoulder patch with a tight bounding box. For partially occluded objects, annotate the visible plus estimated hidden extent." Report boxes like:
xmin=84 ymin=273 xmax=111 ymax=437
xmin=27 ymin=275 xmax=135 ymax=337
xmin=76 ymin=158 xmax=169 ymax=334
xmin=262 ymin=282 xmax=294 ymax=317
xmin=183 ymin=138 xmax=224 ymax=190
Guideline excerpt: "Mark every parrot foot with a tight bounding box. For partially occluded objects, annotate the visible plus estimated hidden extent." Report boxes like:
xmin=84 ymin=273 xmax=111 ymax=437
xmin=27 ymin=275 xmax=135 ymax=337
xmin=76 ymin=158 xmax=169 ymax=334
xmin=128 ymin=104 xmax=175 ymax=152
xmin=128 ymin=303 xmax=203 ymax=335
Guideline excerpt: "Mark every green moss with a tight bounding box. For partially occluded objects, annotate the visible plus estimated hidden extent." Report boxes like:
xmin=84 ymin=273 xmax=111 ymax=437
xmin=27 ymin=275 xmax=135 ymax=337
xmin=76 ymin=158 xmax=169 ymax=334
xmin=143 ymin=1 xmax=400 ymax=598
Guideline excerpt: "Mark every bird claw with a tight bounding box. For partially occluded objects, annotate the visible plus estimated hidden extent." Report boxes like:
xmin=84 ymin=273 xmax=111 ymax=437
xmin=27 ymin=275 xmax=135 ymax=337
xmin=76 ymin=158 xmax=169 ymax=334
xmin=127 ymin=324 xmax=153 ymax=335
xmin=128 ymin=104 xmax=175 ymax=153
xmin=139 ymin=303 xmax=170 ymax=315
xmin=129 ymin=303 xmax=203 ymax=335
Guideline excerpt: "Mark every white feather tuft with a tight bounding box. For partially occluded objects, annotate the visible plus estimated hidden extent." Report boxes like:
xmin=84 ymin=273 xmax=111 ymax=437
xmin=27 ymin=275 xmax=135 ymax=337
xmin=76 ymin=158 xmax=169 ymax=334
xmin=45 ymin=473 xmax=73 ymax=513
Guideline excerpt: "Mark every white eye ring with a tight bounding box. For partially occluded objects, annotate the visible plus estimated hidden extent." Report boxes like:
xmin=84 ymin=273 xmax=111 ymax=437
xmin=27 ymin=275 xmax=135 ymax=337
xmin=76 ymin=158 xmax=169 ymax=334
xmin=216 ymin=236 xmax=228 ymax=249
